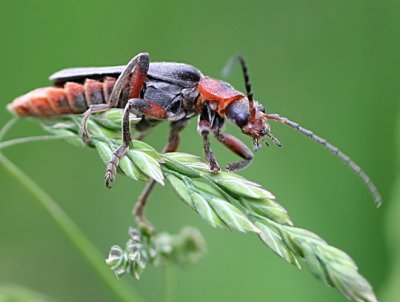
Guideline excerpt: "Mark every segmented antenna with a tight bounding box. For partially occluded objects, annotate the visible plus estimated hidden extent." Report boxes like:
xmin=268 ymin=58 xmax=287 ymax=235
xmin=265 ymin=113 xmax=382 ymax=206
xmin=222 ymin=54 xmax=256 ymax=121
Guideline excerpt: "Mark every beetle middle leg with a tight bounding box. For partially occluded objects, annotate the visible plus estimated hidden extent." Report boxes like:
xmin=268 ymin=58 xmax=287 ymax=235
xmin=211 ymin=114 xmax=253 ymax=171
xmin=197 ymin=105 xmax=220 ymax=172
xmin=105 ymin=98 xmax=168 ymax=188
xmin=133 ymin=119 xmax=188 ymax=232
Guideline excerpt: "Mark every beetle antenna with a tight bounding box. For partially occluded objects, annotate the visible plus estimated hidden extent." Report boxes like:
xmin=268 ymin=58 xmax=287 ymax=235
xmin=221 ymin=55 xmax=237 ymax=78
xmin=222 ymin=54 xmax=256 ymax=122
xmin=265 ymin=113 xmax=382 ymax=206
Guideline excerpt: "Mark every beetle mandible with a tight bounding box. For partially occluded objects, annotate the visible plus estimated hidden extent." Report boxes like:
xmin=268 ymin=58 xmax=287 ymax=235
xmin=7 ymin=52 xmax=382 ymax=224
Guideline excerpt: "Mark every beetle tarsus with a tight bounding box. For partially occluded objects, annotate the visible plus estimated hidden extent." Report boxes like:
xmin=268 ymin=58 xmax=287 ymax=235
xmin=81 ymin=104 xmax=110 ymax=145
xmin=202 ymin=134 xmax=221 ymax=172
xmin=209 ymin=158 xmax=221 ymax=173
xmin=105 ymin=101 xmax=133 ymax=188
xmin=81 ymin=109 xmax=93 ymax=146
xmin=105 ymin=144 xmax=129 ymax=188
xmin=226 ymin=159 xmax=252 ymax=172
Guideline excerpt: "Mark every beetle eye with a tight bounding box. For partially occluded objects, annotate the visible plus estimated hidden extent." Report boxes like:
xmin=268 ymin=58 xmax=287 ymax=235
xmin=234 ymin=113 xmax=249 ymax=128
xmin=225 ymin=99 xmax=250 ymax=128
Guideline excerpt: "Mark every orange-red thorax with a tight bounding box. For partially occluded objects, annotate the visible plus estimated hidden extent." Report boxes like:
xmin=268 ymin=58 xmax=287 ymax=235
xmin=196 ymin=77 xmax=245 ymax=116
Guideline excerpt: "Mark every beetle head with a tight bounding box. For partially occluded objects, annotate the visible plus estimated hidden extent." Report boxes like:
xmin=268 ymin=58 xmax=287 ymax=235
xmin=225 ymin=99 xmax=281 ymax=150
xmin=222 ymin=54 xmax=282 ymax=150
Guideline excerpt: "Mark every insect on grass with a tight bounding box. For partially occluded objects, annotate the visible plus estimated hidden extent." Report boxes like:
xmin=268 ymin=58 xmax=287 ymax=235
xmin=7 ymin=52 xmax=382 ymax=223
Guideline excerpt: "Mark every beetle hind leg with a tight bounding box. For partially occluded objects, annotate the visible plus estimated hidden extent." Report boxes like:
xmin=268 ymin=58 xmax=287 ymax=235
xmin=81 ymin=53 xmax=150 ymax=146
xmin=104 ymin=53 xmax=150 ymax=187
xmin=81 ymin=104 xmax=110 ymax=145
xmin=104 ymin=101 xmax=133 ymax=188
xmin=108 ymin=52 xmax=149 ymax=107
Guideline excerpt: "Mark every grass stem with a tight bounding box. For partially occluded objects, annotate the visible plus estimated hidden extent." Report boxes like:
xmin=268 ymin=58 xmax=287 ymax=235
xmin=0 ymin=118 xmax=144 ymax=302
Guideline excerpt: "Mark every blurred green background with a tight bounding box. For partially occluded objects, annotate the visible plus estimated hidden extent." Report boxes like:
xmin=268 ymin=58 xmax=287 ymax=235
xmin=0 ymin=0 xmax=399 ymax=301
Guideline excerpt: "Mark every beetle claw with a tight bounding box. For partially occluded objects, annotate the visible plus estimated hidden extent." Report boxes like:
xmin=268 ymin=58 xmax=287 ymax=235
xmin=105 ymin=171 xmax=115 ymax=188
xmin=252 ymin=138 xmax=262 ymax=151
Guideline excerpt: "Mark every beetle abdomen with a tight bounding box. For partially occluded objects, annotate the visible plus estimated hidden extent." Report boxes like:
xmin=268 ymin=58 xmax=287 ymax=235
xmin=8 ymin=77 xmax=116 ymax=117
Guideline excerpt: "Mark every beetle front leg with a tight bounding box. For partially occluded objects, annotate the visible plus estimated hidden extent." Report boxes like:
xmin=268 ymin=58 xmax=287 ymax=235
xmin=214 ymin=132 xmax=253 ymax=171
xmin=197 ymin=110 xmax=220 ymax=172
xmin=211 ymin=114 xmax=253 ymax=171
xmin=105 ymin=98 xmax=168 ymax=188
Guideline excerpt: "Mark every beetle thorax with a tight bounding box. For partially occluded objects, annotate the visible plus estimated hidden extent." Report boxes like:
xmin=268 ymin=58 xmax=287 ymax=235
xmin=196 ymin=77 xmax=245 ymax=115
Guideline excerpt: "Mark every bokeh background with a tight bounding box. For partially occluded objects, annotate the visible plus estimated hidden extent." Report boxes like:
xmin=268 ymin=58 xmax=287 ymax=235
xmin=0 ymin=1 xmax=399 ymax=301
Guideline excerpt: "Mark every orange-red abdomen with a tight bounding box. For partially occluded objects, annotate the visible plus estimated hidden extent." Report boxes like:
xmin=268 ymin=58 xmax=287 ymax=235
xmin=7 ymin=87 xmax=68 ymax=117
xmin=7 ymin=77 xmax=117 ymax=117
xmin=197 ymin=77 xmax=245 ymax=116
